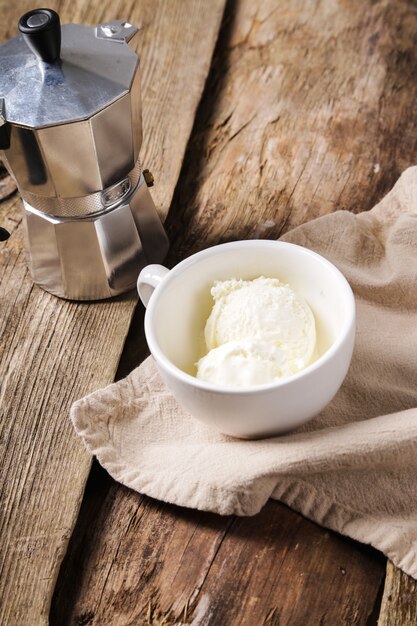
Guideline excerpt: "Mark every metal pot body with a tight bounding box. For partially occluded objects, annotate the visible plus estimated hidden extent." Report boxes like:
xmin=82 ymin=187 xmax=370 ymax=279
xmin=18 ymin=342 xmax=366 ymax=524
xmin=24 ymin=174 xmax=169 ymax=300
xmin=2 ymin=85 xmax=142 ymax=219
xmin=0 ymin=16 xmax=168 ymax=299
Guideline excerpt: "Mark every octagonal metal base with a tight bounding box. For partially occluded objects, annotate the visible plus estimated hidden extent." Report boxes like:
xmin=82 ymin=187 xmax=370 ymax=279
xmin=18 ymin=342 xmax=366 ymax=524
xmin=23 ymin=175 xmax=169 ymax=300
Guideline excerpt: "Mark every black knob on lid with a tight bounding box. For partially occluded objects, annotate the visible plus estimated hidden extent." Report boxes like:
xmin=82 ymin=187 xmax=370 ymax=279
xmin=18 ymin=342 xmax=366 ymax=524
xmin=18 ymin=8 xmax=61 ymax=63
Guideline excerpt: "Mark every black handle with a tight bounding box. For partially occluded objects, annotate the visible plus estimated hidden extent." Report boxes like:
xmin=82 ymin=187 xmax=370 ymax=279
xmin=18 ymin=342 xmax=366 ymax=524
xmin=0 ymin=122 xmax=10 ymax=150
xmin=0 ymin=227 xmax=10 ymax=241
xmin=18 ymin=8 xmax=61 ymax=63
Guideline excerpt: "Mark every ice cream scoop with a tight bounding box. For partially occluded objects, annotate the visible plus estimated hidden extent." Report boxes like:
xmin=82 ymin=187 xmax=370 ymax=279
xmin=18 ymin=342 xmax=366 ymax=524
xmin=197 ymin=339 xmax=295 ymax=387
xmin=198 ymin=277 xmax=316 ymax=387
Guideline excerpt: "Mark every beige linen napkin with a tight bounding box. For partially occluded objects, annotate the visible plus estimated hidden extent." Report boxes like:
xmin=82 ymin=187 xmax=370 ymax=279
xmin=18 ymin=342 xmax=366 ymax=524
xmin=72 ymin=167 xmax=417 ymax=578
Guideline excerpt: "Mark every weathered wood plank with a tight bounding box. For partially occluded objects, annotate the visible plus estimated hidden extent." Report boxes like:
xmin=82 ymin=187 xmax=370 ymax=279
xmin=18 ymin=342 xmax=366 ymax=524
xmin=51 ymin=0 xmax=417 ymax=623
xmin=378 ymin=562 xmax=417 ymax=626
xmin=52 ymin=465 xmax=385 ymax=626
xmin=166 ymin=0 xmax=417 ymax=256
xmin=0 ymin=1 xmax=226 ymax=624
xmin=0 ymin=163 xmax=16 ymax=203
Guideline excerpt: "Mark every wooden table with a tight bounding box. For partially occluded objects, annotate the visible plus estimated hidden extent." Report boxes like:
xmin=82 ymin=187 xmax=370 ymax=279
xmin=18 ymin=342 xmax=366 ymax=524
xmin=1 ymin=1 xmax=416 ymax=624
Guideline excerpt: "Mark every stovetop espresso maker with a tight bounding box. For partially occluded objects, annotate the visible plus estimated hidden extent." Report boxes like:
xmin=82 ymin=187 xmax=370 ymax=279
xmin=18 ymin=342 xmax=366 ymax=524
xmin=0 ymin=8 xmax=168 ymax=300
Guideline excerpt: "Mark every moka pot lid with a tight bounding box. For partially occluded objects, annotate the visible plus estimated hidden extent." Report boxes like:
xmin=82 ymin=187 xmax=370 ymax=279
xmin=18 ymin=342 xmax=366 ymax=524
xmin=0 ymin=8 xmax=139 ymax=129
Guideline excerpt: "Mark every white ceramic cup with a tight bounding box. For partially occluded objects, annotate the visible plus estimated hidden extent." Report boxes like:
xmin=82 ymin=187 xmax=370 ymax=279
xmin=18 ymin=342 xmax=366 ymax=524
xmin=137 ymin=240 xmax=355 ymax=439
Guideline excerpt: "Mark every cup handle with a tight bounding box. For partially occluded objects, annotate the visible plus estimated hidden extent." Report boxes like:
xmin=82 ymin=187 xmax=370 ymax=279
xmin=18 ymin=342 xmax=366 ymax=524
xmin=137 ymin=264 xmax=169 ymax=307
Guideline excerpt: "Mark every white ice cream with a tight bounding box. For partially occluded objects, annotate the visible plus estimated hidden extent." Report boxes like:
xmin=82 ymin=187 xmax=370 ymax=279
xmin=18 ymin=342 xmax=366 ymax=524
xmin=196 ymin=277 xmax=316 ymax=387
xmin=197 ymin=339 xmax=293 ymax=387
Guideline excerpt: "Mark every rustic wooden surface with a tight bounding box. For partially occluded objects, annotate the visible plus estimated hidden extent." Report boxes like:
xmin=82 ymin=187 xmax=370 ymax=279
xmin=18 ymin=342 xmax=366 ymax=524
xmin=52 ymin=0 xmax=417 ymax=625
xmin=0 ymin=1 xmax=226 ymax=625
xmin=52 ymin=464 xmax=384 ymax=626
xmin=0 ymin=163 xmax=16 ymax=203
xmin=2 ymin=0 xmax=417 ymax=624
xmin=379 ymin=562 xmax=417 ymax=626
xmin=166 ymin=0 xmax=417 ymax=255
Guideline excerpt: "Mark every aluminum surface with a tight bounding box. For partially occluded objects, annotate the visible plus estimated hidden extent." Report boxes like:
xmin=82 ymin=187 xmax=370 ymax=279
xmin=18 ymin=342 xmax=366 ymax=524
xmin=0 ymin=23 xmax=138 ymax=128
xmin=23 ymin=175 xmax=169 ymax=300
xmin=96 ymin=19 xmax=138 ymax=43
xmin=1 ymin=90 xmax=141 ymax=202
xmin=21 ymin=160 xmax=142 ymax=218
xmin=1 ymin=14 xmax=168 ymax=301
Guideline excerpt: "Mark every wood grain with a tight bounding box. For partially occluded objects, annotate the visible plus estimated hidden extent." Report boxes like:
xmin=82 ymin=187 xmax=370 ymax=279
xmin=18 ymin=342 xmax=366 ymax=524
xmin=166 ymin=0 xmax=417 ymax=259
xmin=52 ymin=0 xmax=417 ymax=624
xmin=378 ymin=562 xmax=417 ymax=626
xmin=0 ymin=1 xmax=226 ymax=624
xmin=52 ymin=465 xmax=384 ymax=626
xmin=0 ymin=162 xmax=16 ymax=202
